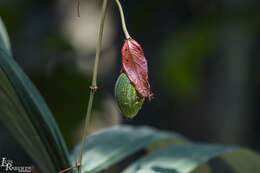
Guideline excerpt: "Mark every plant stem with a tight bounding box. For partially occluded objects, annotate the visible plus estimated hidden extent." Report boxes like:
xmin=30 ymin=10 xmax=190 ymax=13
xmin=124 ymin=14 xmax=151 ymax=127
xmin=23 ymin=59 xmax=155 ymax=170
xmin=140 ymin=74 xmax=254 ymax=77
xmin=115 ymin=0 xmax=131 ymax=39
xmin=77 ymin=0 xmax=108 ymax=173
xmin=76 ymin=0 xmax=80 ymax=17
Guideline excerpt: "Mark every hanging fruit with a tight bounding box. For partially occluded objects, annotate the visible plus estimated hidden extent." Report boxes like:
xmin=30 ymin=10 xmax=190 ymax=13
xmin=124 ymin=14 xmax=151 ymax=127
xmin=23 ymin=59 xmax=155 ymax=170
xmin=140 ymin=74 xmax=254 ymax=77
xmin=115 ymin=39 xmax=151 ymax=118
xmin=115 ymin=73 xmax=145 ymax=119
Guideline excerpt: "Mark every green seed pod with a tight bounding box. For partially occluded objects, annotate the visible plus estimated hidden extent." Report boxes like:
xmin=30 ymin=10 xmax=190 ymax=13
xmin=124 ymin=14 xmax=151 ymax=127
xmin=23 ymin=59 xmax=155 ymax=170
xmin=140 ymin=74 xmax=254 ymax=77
xmin=115 ymin=73 xmax=145 ymax=119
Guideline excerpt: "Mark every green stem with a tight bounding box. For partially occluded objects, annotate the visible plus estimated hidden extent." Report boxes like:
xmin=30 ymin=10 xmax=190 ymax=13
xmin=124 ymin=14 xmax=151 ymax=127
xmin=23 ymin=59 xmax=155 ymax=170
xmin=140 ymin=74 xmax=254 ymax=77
xmin=77 ymin=0 xmax=108 ymax=173
xmin=115 ymin=0 xmax=131 ymax=39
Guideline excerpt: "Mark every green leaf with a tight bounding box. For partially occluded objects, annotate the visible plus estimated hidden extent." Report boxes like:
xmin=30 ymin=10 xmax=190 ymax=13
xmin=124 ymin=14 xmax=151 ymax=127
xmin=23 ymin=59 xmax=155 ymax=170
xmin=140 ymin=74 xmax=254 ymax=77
xmin=0 ymin=17 xmax=11 ymax=55
xmin=71 ymin=125 xmax=187 ymax=173
xmin=31 ymin=71 xmax=93 ymax=150
xmin=220 ymin=148 xmax=260 ymax=173
xmin=191 ymin=163 xmax=212 ymax=173
xmin=0 ymin=17 xmax=72 ymax=172
xmin=122 ymin=143 xmax=236 ymax=173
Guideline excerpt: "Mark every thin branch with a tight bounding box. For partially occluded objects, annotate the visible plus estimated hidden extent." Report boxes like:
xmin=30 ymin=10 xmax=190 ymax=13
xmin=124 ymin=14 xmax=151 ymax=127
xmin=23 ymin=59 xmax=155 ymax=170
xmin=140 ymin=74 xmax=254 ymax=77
xmin=58 ymin=163 xmax=80 ymax=173
xmin=59 ymin=0 xmax=108 ymax=172
xmin=77 ymin=0 xmax=108 ymax=173
xmin=76 ymin=0 xmax=80 ymax=17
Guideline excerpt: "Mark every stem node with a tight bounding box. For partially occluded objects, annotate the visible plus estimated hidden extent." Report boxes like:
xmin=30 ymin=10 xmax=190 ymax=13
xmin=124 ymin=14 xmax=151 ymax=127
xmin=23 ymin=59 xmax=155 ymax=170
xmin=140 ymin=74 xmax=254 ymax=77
xmin=90 ymin=85 xmax=98 ymax=92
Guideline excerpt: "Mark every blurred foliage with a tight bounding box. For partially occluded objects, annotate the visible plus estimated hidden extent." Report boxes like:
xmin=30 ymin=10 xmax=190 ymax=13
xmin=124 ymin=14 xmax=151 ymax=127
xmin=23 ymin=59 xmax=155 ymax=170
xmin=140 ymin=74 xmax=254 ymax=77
xmin=221 ymin=148 xmax=260 ymax=173
xmin=0 ymin=0 xmax=33 ymax=33
xmin=158 ymin=23 xmax=218 ymax=98
xmin=31 ymin=70 xmax=104 ymax=150
xmin=0 ymin=18 xmax=71 ymax=172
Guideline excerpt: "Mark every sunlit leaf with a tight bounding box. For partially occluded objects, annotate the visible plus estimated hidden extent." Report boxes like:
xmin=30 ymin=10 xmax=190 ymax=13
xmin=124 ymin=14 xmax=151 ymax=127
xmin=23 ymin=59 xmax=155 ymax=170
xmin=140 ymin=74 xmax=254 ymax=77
xmin=71 ymin=125 xmax=186 ymax=173
xmin=122 ymin=143 xmax=236 ymax=173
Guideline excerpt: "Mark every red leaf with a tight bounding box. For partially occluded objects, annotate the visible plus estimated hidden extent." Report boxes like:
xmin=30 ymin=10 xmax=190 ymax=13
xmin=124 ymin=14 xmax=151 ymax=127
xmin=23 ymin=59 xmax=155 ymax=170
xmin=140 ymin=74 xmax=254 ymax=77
xmin=121 ymin=39 xmax=151 ymax=100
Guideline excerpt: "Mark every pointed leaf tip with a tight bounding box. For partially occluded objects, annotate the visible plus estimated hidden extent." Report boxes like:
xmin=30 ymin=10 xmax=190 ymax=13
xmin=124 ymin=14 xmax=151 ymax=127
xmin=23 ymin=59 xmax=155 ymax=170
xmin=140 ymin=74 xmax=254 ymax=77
xmin=121 ymin=39 xmax=151 ymax=100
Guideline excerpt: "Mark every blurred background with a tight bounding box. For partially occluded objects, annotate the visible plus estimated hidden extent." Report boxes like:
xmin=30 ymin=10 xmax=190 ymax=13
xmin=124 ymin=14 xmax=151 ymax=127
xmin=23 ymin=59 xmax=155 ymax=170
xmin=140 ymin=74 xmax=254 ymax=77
xmin=0 ymin=0 xmax=260 ymax=168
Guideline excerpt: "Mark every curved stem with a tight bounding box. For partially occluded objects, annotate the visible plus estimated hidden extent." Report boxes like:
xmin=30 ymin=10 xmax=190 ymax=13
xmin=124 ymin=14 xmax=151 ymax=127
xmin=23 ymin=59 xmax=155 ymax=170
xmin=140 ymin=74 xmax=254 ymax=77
xmin=115 ymin=0 xmax=131 ymax=39
xmin=77 ymin=0 xmax=108 ymax=173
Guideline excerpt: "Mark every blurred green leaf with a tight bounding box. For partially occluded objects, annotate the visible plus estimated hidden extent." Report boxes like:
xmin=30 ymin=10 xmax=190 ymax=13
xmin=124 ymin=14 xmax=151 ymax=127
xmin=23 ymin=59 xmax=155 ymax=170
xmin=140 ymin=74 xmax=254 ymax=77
xmin=159 ymin=23 xmax=218 ymax=98
xmin=220 ymin=148 xmax=260 ymax=173
xmin=146 ymin=138 xmax=187 ymax=152
xmin=191 ymin=163 xmax=212 ymax=173
xmin=0 ymin=17 xmax=72 ymax=173
xmin=32 ymin=71 xmax=93 ymax=150
xmin=0 ymin=0 xmax=33 ymax=33
xmin=0 ymin=18 xmax=11 ymax=55
xmin=71 ymin=125 xmax=187 ymax=173
xmin=122 ymin=143 xmax=236 ymax=173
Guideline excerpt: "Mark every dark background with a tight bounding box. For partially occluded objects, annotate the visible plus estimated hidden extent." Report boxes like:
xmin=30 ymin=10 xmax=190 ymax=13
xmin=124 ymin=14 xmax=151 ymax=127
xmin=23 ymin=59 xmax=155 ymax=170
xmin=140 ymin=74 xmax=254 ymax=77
xmin=0 ymin=0 xmax=260 ymax=166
